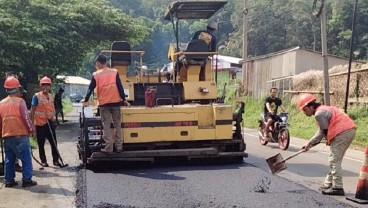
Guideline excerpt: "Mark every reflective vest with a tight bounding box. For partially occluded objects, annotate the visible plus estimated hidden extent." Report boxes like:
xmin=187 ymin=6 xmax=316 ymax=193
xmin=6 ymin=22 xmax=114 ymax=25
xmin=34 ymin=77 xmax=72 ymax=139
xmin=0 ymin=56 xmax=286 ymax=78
xmin=34 ymin=92 xmax=55 ymax=126
xmin=93 ymin=67 xmax=121 ymax=105
xmin=0 ymin=96 xmax=29 ymax=137
xmin=316 ymin=105 xmax=356 ymax=145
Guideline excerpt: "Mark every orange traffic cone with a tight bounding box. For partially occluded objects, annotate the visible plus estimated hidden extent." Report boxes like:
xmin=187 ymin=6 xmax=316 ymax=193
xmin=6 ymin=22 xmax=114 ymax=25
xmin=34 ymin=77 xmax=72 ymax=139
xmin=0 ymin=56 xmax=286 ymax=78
xmin=347 ymin=147 xmax=368 ymax=204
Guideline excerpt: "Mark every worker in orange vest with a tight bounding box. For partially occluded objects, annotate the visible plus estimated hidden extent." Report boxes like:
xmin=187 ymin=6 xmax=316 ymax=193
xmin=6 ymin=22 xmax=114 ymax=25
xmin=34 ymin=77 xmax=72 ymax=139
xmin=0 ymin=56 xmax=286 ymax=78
xmin=83 ymin=54 xmax=130 ymax=153
xmin=30 ymin=76 xmax=62 ymax=167
xmin=298 ymin=93 xmax=356 ymax=196
xmin=0 ymin=76 xmax=37 ymax=188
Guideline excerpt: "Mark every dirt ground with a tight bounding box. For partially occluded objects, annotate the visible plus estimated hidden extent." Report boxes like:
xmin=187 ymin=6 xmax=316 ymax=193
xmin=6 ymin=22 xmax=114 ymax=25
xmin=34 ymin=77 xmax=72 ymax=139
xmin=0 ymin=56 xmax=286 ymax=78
xmin=0 ymin=110 xmax=80 ymax=208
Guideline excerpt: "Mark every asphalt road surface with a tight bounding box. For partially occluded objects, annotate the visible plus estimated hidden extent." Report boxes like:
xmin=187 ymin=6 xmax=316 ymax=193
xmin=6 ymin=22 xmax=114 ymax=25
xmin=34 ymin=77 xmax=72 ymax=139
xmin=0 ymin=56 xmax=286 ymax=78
xmin=74 ymin=117 xmax=365 ymax=208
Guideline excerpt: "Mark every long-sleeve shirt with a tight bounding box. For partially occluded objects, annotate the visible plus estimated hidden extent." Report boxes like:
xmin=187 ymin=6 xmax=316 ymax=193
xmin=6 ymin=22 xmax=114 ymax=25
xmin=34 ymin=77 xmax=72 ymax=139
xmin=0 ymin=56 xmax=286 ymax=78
xmin=191 ymin=30 xmax=217 ymax=52
xmin=0 ymin=98 xmax=35 ymax=135
xmin=309 ymin=108 xmax=332 ymax=145
xmin=84 ymin=73 xmax=126 ymax=107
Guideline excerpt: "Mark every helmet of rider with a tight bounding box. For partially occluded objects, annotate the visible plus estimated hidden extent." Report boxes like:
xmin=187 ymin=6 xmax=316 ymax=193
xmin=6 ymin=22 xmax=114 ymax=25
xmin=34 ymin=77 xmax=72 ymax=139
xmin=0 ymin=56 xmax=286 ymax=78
xmin=39 ymin=76 xmax=52 ymax=86
xmin=298 ymin=93 xmax=316 ymax=111
xmin=207 ymin=22 xmax=218 ymax=31
xmin=4 ymin=76 xmax=22 ymax=94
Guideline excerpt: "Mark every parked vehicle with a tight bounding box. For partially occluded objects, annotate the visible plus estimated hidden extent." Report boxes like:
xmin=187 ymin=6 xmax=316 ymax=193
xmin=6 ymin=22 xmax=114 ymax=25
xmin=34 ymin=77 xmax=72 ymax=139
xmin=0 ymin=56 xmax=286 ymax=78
xmin=70 ymin=93 xmax=83 ymax=103
xmin=258 ymin=112 xmax=290 ymax=150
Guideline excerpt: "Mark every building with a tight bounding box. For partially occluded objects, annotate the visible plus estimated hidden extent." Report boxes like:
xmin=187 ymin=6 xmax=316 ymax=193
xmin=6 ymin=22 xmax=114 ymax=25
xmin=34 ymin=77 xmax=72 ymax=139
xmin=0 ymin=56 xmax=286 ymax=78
xmin=241 ymin=46 xmax=350 ymax=98
xmin=56 ymin=75 xmax=90 ymax=98
xmin=212 ymin=55 xmax=242 ymax=79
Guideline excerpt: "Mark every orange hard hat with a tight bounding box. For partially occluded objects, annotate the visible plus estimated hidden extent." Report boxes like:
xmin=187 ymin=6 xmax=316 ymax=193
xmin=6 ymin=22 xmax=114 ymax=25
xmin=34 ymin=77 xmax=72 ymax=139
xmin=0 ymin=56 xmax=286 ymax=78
xmin=4 ymin=76 xmax=21 ymax=89
xmin=298 ymin=93 xmax=316 ymax=111
xmin=39 ymin=76 xmax=52 ymax=86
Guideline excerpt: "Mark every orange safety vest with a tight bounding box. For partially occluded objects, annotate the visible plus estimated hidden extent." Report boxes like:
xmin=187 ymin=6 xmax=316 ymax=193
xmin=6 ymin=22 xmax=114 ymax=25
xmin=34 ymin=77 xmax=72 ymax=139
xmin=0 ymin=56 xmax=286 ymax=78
xmin=93 ymin=67 xmax=121 ymax=105
xmin=316 ymin=105 xmax=356 ymax=145
xmin=0 ymin=96 xmax=29 ymax=137
xmin=34 ymin=92 xmax=55 ymax=126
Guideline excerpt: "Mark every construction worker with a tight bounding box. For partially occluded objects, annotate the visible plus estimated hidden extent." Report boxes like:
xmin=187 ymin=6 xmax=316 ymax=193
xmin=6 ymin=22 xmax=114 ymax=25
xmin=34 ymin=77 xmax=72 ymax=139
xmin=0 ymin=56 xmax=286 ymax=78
xmin=299 ymin=93 xmax=356 ymax=196
xmin=30 ymin=76 xmax=62 ymax=167
xmin=54 ymin=87 xmax=66 ymax=125
xmin=191 ymin=22 xmax=218 ymax=52
xmin=0 ymin=76 xmax=37 ymax=187
xmin=83 ymin=54 xmax=130 ymax=153
xmin=263 ymin=87 xmax=287 ymax=140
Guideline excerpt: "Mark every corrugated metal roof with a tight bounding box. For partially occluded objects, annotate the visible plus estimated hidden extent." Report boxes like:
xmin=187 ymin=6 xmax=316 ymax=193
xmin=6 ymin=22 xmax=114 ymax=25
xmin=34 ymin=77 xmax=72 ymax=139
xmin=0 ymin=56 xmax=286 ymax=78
xmin=240 ymin=46 xmax=352 ymax=63
xmin=164 ymin=1 xmax=227 ymax=20
xmin=215 ymin=55 xmax=242 ymax=64
xmin=56 ymin=75 xmax=90 ymax=85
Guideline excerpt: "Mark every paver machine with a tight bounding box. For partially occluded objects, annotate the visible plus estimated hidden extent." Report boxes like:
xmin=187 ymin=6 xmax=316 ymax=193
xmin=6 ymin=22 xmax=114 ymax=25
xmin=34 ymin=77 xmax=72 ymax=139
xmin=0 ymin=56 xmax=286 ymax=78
xmin=77 ymin=0 xmax=247 ymax=167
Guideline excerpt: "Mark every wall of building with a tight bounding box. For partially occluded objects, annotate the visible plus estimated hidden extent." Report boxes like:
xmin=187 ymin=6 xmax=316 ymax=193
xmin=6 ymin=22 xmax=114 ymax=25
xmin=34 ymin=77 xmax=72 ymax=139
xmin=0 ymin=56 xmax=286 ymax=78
xmin=295 ymin=50 xmax=349 ymax=74
xmin=244 ymin=49 xmax=350 ymax=99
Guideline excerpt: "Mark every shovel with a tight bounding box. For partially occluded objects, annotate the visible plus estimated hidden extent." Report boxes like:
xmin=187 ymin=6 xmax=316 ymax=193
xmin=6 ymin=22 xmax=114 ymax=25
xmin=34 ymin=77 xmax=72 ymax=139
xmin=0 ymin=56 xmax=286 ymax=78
xmin=266 ymin=149 xmax=305 ymax=174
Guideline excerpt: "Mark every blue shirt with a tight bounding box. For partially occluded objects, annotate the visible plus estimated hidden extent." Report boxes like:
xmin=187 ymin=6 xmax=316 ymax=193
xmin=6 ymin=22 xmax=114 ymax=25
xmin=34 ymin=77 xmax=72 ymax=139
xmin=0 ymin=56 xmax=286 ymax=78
xmin=31 ymin=95 xmax=38 ymax=106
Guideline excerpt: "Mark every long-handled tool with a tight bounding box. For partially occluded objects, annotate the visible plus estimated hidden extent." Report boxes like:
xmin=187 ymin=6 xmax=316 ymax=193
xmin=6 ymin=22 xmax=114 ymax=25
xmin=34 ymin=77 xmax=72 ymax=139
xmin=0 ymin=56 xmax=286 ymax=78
xmin=0 ymin=139 xmax=4 ymax=176
xmin=266 ymin=149 xmax=305 ymax=174
xmin=29 ymin=136 xmax=45 ymax=170
xmin=266 ymin=141 xmax=321 ymax=174
xmin=46 ymin=120 xmax=68 ymax=168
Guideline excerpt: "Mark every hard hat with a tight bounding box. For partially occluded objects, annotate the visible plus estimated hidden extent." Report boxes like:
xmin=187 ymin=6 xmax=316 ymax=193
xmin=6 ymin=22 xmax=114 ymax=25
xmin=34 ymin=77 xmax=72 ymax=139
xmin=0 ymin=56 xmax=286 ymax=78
xmin=39 ymin=76 xmax=52 ymax=86
xmin=207 ymin=22 xmax=218 ymax=30
xmin=298 ymin=93 xmax=316 ymax=111
xmin=4 ymin=76 xmax=21 ymax=89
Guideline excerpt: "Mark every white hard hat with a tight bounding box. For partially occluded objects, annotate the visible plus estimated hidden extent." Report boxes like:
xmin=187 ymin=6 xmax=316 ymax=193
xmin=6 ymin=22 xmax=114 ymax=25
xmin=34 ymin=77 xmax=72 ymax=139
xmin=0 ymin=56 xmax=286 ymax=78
xmin=207 ymin=22 xmax=218 ymax=30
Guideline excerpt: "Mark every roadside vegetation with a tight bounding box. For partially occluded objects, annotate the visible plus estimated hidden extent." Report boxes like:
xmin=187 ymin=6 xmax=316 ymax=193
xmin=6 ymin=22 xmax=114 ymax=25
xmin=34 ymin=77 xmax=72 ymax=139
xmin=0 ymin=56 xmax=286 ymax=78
xmin=217 ymin=71 xmax=368 ymax=148
xmin=63 ymin=99 xmax=74 ymax=115
xmin=241 ymin=98 xmax=368 ymax=148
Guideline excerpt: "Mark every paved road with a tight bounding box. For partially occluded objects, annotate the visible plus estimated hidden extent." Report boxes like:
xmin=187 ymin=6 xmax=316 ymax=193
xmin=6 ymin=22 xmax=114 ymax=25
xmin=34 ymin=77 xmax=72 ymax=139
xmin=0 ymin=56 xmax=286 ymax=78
xmin=74 ymin=108 xmax=365 ymax=208
xmin=244 ymin=129 xmax=364 ymax=203
xmin=243 ymin=128 xmax=365 ymax=208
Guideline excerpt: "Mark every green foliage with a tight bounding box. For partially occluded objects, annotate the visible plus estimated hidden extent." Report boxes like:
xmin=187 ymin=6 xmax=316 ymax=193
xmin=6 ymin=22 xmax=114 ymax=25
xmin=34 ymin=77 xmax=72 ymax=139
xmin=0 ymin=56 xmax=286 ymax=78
xmin=242 ymin=97 xmax=265 ymax=129
xmin=62 ymin=98 xmax=73 ymax=115
xmin=0 ymin=0 xmax=149 ymax=83
xmin=220 ymin=0 xmax=368 ymax=60
xmin=29 ymin=136 xmax=38 ymax=149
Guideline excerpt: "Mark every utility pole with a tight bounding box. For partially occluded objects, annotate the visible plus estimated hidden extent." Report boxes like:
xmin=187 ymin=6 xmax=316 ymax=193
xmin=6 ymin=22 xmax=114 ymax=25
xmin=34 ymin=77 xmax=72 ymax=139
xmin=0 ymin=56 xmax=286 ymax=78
xmin=321 ymin=6 xmax=330 ymax=105
xmin=344 ymin=0 xmax=358 ymax=113
xmin=242 ymin=0 xmax=248 ymax=96
xmin=313 ymin=0 xmax=330 ymax=105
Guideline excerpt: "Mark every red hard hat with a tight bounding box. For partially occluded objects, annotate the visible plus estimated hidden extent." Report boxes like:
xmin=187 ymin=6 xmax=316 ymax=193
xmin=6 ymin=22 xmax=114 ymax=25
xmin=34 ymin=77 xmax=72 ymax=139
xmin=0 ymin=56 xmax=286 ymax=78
xmin=39 ymin=76 xmax=52 ymax=86
xmin=298 ymin=93 xmax=316 ymax=111
xmin=4 ymin=76 xmax=21 ymax=89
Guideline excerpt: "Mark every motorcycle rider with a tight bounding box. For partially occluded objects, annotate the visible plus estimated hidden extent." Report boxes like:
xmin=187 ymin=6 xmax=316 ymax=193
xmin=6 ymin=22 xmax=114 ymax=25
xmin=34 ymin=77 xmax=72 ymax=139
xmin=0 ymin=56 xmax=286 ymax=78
xmin=263 ymin=87 xmax=287 ymax=140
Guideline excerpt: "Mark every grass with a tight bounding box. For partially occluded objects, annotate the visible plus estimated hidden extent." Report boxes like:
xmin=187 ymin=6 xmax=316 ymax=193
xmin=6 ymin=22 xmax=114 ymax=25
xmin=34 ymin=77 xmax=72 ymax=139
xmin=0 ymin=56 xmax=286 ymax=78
xmin=216 ymin=71 xmax=367 ymax=148
xmin=237 ymin=97 xmax=368 ymax=148
xmin=62 ymin=98 xmax=74 ymax=115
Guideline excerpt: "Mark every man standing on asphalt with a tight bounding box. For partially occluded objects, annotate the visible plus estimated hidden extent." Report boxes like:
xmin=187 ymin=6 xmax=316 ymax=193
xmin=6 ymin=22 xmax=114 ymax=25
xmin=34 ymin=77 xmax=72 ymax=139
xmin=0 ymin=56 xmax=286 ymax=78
xmin=0 ymin=76 xmax=37 ymax=188
xmin=30 ymin=76 xmax=62 ymax=167
xmin=54 ymin=87 xmax=66 ymax=125
xmin=299 ymin=93 xmax=356 ymax=196
xmin=83 ymin=54 xmax=130 ymax=153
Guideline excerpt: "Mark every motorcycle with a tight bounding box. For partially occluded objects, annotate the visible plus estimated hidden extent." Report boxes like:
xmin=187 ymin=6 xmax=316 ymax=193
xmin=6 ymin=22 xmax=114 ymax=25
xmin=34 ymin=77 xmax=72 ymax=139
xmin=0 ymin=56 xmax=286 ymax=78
xmin=258 ymin=112 xmax=290 ymax=150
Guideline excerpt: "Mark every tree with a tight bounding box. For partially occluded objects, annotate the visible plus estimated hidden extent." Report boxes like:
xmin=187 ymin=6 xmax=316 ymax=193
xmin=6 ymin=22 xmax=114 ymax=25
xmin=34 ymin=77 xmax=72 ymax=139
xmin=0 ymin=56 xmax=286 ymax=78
xmin=0 ymin=0 xmax=149 ymax=84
